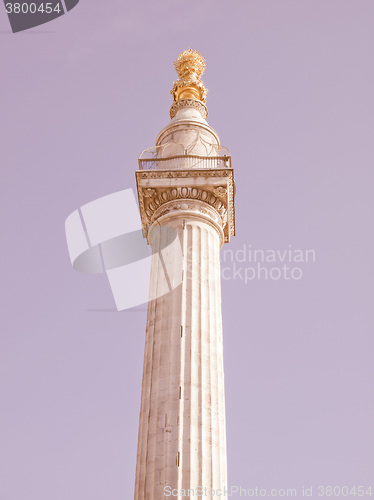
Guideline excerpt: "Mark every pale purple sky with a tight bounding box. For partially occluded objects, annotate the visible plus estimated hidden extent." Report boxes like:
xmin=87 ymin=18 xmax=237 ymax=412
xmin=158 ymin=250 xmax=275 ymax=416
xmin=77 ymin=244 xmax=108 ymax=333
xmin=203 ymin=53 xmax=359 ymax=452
xmin=1 ymin=1 xmax=373 ymax=498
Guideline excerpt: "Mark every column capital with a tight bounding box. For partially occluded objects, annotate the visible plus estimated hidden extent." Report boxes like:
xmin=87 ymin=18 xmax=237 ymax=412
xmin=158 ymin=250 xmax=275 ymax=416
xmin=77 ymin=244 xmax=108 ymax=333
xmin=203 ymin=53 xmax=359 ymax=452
xmin=135 ymin=168 xmax=235 ymax=244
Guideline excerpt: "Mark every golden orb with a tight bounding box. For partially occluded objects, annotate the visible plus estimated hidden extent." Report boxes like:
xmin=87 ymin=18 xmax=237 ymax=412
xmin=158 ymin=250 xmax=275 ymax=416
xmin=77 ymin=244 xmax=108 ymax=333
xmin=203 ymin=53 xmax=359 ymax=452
xmin=174 ymin=49 xmax=206 ymax=81
xmin=171 ymin=49 xmax=208 ymax=104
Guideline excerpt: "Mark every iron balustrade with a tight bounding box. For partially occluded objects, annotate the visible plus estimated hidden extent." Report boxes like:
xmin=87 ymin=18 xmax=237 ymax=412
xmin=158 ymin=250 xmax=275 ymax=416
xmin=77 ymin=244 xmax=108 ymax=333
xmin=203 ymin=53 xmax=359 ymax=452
xmin=138 ymin=154 xmax=231 ymax=170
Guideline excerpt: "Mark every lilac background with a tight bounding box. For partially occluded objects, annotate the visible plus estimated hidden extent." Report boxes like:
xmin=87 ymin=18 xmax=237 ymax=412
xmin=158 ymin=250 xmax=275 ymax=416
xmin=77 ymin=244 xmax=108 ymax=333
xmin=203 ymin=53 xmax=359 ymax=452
xmin=1 ymin=1 xmax=373 ymax=498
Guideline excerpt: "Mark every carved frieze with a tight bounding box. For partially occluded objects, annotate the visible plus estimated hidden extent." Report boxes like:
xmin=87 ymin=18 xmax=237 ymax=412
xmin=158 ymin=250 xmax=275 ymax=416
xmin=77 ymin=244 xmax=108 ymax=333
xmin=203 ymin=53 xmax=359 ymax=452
xmin=135 ymin=168 xmax=235 ymax=243
xmin=169 ymin=99 xmax=208 ymax=120
xmin=142 ymin=186 xmax=228 ymax=229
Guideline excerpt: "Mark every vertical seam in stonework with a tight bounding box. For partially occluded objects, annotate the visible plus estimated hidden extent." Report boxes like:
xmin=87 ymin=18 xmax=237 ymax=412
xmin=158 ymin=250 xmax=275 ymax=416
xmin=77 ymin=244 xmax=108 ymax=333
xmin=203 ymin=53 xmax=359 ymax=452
xmin=202 ymin=226 xmax=207 ymax=487
xmin=183 ymin=223 xmax=196 ymax=487
xmin=186 ymin=222 xmax=195 ymax=491
xmin=149 ymin=228 xmax=168 ymax=500
xmin=142 ymin=231 xmax=163 ymax=500
xmin=207 ymin=227 xmax=214 ymax=490
xmin=163 ymin=224 xmax=176 ymax=492
xmin=165 ymin=220 xmax=182 ymax=490
xmin=204 ymin=226 xmax=213 ymax=489
xmin=142 ymin=282 xmax=157 ymax=499
xmin=157 ymin=225 xmax=171 ymax=494
xmin=216 ymin=235 xmax=227 ymax=494
xmin=216 ymin=237 xmax=224 ymax=490
xmin=211 ymin=229 xmax=221 ymax=490
xmin=177 ymin=222 xmax=187 ymax=492
xmin=183 ymin=223 xmax=191 ymax=492
xmin=188 ymin=223 xmax=195 ymax=489
xmin=205 ymin=225 xmax=211 ymax=488
xmin=209 ymin=231 xmax=221 ymax=488
xmin=194 ymin=224 xmax=203 ymax=490
xmin=201 ymin=225 xmax=207 ymax=486
xmin=216 ymin=231 xmax=223 ymax=491
xmin=137 ymin=248 xmax=159 ymax=500
xmin=178 ymin=222 xmax=184 ymax=489
xmin=163 ymin=225 xmax=174 ymax=490
xmin=135 ymin=287 xmax=153 ymax=499
xmin=197 ymin=224 xmax=203 ymax=489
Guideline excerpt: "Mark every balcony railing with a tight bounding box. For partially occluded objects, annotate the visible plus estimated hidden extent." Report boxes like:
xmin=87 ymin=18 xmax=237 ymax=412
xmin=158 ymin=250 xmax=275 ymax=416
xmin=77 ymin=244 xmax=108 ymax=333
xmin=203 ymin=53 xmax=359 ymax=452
xmin=138 ymin=154 xmax=231 ymax=170
xmin=138 ymin=144 xmax=232 ymax=170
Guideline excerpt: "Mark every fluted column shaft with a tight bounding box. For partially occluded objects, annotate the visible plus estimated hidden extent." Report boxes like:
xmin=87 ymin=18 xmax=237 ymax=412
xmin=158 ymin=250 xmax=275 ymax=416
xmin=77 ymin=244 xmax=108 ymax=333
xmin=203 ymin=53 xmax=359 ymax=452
xmin=134 ymin=210 xmax=227 ymax=500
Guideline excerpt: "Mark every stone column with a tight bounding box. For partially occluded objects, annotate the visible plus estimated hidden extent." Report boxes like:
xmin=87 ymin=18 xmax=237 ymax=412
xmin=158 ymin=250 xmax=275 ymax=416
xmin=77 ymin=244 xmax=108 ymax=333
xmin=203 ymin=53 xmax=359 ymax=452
xmin=134 ymin=49 xmax=235 ymax=500
xmin=134 ymin=202 xmax=228 ymax=500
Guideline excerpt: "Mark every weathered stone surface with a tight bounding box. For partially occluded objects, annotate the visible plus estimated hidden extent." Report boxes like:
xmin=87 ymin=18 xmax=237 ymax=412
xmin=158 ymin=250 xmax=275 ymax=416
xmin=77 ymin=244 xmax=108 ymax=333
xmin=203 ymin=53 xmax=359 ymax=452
xmin=134 ymin=217 xmax=227 ymax=500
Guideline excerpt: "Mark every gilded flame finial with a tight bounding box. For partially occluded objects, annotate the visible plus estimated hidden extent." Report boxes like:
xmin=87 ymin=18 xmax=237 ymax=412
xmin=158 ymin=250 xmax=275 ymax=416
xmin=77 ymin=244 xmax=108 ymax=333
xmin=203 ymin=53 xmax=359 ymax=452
xmin=171 ymin=49 xmax=208 ymax=104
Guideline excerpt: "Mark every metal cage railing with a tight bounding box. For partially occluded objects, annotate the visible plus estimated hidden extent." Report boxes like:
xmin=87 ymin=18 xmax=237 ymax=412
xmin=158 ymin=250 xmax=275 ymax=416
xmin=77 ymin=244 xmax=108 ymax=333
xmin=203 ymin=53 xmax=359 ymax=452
xmin=138 ymin=154 xmax=231 ymax=170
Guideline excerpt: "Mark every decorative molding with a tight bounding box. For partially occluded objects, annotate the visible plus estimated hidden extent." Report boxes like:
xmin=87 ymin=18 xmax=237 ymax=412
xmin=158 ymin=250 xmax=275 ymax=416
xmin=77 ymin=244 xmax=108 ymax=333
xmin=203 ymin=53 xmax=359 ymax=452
xmin=213 ymin=186 xmax=227 ymax=198
xmin=135 ymin=168 xmax=235 ymax=243
xmin=138 ymin=168 xmax=231 ymax=179
xmin=169 ymin=99 xmax=208 ymax=120
xmin=143 ymin=188 xmax=156 ymax=198
xmin=142 ymin=186 xmax=227 ymax=228
xmin=151 ymin=199 xmax=225 ymax=246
